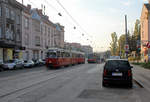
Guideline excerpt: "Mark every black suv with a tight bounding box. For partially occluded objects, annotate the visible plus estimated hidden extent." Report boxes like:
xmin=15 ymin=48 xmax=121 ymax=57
xmin=102 ymin=59 xmax=133 ymax=87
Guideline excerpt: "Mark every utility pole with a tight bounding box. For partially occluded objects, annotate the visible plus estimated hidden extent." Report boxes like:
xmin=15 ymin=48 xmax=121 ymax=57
xmin=125 ymin=15 xmax=129 ymax=59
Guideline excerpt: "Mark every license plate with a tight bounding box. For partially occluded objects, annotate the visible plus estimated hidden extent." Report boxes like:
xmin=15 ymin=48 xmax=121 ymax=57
xmin=112 ymin=73 xmax=122 ymax=76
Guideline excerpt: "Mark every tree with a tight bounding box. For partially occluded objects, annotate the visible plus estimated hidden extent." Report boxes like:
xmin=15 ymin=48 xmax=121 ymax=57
xmin=118 ymin=34 xmax=126 ymax=57
xmin=134 ymin=19 xmax=141 ymax=41
xmin=110 ymin=32 xmax=118 ymax=56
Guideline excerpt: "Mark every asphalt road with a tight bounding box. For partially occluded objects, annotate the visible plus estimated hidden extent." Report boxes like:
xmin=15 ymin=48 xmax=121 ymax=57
xmin=0 ymin=64 xmax=150 ymax=102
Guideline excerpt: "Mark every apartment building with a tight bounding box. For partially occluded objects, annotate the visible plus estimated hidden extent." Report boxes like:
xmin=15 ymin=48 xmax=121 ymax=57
xmin=141 ymin=1 xmax=150 ymax=62
xmin=0 ymin=0 xmax=23 ymax=61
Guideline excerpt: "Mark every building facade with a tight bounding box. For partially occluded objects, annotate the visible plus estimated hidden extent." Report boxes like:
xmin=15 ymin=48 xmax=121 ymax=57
xmin=54 ymin=23 xmax=64 ymax=48
xmin=21 ymin=5 xmax=65 ymax=60
xmin=81 ymin=45 xmax=93 ymax=57
xmin=0 ymin=1 xmax=65 ymax=61
xmin=141 ymin=2 xmax=150 ymax=62
xmin=0 ymin=0 xmax=23 ymax=62
xmin=22 ymin=4 xmax=32 ymax=60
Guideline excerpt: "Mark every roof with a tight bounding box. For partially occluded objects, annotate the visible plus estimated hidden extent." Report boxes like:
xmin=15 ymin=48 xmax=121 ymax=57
xmin=144 ymin=4 xmax=150 ymax=11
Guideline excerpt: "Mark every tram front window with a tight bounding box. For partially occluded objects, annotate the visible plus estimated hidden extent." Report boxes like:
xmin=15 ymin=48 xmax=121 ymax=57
xmin=47 ymin=52 xmax=57 ymax=58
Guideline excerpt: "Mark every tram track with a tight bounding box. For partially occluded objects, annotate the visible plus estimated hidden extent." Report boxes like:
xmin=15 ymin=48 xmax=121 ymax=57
xmin=0 ymin=64 xmax=92 ymax=99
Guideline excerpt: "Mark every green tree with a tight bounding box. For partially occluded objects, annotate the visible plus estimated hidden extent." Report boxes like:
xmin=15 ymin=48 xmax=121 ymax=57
xmin=134 ymin=19 xmax=141 ymax=41
xmin=118 ymin=34 xmax=126 ymax=57
xmin=110 ymin=32 xmax=118 ymax=56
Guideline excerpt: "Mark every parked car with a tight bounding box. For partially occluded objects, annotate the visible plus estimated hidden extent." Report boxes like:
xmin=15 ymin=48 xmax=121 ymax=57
xmin=2 ymin=59 xmax=24 ymax=70
xmin=38 ymin=59 xmax=45 ymax=65
xmin=15 ymin=59 xmax=24 ymax=69
xmin=33 ymin=59 xmax=39 ymax=66
xmin=24 ymin=60 xmax=35 ymax=68
xmin=102 ymin=59 xmax=133 ymax=88
xmin=0 ymin=60 xmax=4 ymax=71
xmin=42 ymin=59 xmax=46 ymax=65
xmin=33 ymin=59 xmax=44 ymax=66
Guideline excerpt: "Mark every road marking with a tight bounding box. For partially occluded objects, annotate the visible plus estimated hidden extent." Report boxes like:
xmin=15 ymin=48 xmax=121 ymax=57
xmin=133 ymin=79 xmax=144 ymax=88
xmin=0 ymin=64 xmax=90 ymax=99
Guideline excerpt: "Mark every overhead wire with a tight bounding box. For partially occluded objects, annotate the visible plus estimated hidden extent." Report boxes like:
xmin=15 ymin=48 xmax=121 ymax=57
xmin=29 ymin=0 xmax=96 ymax=49
xmin=44 ymin=0 xmax=92 ymax=45
xmin=55 ymin=0 xmax=94 ymax=40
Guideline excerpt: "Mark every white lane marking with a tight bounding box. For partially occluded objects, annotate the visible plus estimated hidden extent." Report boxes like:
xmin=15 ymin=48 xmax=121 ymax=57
xmin=86 ymin=67 xmax=100 ymax=73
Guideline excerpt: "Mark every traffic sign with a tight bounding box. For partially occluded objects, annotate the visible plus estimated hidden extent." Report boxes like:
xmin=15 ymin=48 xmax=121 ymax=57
xmin=124 ymin=44 xmax=129 ymax=51
xmin=146 ymin=42 xmax=150 ymax=48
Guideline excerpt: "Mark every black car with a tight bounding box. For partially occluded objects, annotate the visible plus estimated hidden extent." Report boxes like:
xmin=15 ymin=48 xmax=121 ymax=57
xmin=102 ymin=59 xmax=133 ymax=87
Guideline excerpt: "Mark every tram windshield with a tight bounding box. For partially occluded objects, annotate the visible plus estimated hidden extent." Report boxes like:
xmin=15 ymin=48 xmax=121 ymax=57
xmin=47 ymin=52 xmax=57 ymax=58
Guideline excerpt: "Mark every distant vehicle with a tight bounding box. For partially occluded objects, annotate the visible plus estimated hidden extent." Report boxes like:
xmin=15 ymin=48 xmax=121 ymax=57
xmin=34 ymin=59 xmax=45 ymax=66
xmin=33 ymin=59 xmax=40 ymax=66
xmin=0 ymin=60 xmax=4 ymax=71
xmin=109 ymin=56 xmax=120 ymax=59
xmin=42 ymin=59 xmax=46 ymax=65
xmin=87 ymin=53 xmax=97 ymax=63
xmin=46 ymin=48 xmax=85 ymax=69
xmin=102 ymin=59 xmax=133 ymax=88
xmin=24 ymin=60 xmax=35 ymax=68
xmin=2 ymin=59 xmax=24 ymax=70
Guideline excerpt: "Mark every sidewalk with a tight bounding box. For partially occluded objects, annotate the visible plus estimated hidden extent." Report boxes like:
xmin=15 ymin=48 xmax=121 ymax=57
xmin=133 ymin=65 xmax=150 ymax=91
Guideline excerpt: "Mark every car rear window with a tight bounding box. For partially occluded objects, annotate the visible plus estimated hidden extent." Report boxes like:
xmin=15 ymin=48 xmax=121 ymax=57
xmin=105 ymin=60 xmax=130 ymax=69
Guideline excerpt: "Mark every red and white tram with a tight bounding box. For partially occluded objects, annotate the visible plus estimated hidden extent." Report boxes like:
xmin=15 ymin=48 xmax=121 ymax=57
xmin=46 ymin=48 xmax=85 ymax=68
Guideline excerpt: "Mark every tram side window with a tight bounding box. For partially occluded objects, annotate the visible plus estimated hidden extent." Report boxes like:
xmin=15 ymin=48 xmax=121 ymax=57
xmin=66 ymin=52 xmax=70 ymax=58
xmin=57 ymin=51 xmax=61 ymax=58
xmin=47 ymin=52 xmax=57 ymax=58
xmin=61 ymin=52 xmax=65 ymax=58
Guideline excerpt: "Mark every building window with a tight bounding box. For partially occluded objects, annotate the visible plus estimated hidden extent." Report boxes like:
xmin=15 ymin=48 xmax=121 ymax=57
xmin=142 ymin=31 xmax=144 ymax=38
xmin=25 ymin=33 xmax=29 ymax=45
xmin=34 ymin=22 xmax=40 ymax=32
xmin=6 ymin=23 xmax=14 ymax=40
xmin=35 ymin=36 xmax=40 ymax=46
xmin=11 ymin=10 xmax=15 ymax=20
xmin=0 ymin=7 xmax=2 ymax=17
xmin=16 ymin=29 xmax=20 ymax=41
xmin=16 ymin=15 xmax=20 ymax=24
xmin=0 ymin=27 xmax=2 ymax=38
xmin=6 ymin=7 xmax=10 ymax=18
xmin=24 ymin=17 xmax=29 ymax=28
xmin=45 ymin=26 xmax=47 ymax=35
xmin=40 ymin=24 xmax=43 ymax=34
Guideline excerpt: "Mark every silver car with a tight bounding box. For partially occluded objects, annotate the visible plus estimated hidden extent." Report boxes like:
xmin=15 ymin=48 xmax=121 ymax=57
xmin=24 ymin=60 xmax=35 ymax=68
xmin=2 ymin=59 xmax=24 ymax=70
xmin=2 ymin=60 xmax=16 ymax=70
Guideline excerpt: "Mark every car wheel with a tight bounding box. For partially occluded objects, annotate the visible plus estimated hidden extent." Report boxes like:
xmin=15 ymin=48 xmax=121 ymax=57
xmin=0 ymin=68 xmax=3 ymax=72
xmin=102 ymin=81 xmax=107 ymax=87
xmin=128 ymin=82 xmax=133 ymax=88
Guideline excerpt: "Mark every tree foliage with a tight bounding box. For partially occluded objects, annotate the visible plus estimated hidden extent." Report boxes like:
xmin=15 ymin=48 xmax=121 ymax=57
xmin=134 ymin=19 xmax=141 ymax=40
xmin=110 ymin=32 xmax=118 ymax=56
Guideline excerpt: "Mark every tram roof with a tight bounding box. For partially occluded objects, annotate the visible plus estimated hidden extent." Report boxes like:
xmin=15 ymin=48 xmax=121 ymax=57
xmin=48 ymin=48 xmax=85 ymax=55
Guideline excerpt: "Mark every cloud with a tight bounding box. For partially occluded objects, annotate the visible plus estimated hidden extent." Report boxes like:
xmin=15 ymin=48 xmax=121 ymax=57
xmin=122 ymin=1 xmax=132 ymax=6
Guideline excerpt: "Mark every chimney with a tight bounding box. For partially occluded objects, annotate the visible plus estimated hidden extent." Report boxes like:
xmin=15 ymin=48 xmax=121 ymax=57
xmin=27 ymin=4 xmax=31 ymax=10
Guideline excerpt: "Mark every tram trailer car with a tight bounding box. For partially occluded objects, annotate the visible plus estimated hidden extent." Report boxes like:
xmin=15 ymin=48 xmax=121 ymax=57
xmin=46 ymin=48 xmax=85 ymax=69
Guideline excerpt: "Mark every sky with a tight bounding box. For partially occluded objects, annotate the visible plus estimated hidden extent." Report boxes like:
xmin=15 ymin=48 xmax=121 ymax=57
xmin=17 ymin=0 xmax=148 ymax=52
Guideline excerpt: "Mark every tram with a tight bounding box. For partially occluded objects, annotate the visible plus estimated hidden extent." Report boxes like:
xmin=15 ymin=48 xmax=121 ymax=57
xmin=46 ymin=48 xmax=85 ymax=68
xmin=87 ymin=53 xmax=97 ymax=63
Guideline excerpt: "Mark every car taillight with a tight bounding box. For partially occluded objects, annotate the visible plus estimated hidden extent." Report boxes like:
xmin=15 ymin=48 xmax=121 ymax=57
xmin=103 ymin=69 xmax=107 ymax=76
xmin=128 ymin=70 xmax=132 ymax=76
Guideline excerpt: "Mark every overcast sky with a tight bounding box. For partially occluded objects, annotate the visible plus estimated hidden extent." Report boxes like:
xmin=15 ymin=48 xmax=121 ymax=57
xmin=17 ymin=0 xmax=148 ymax=52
